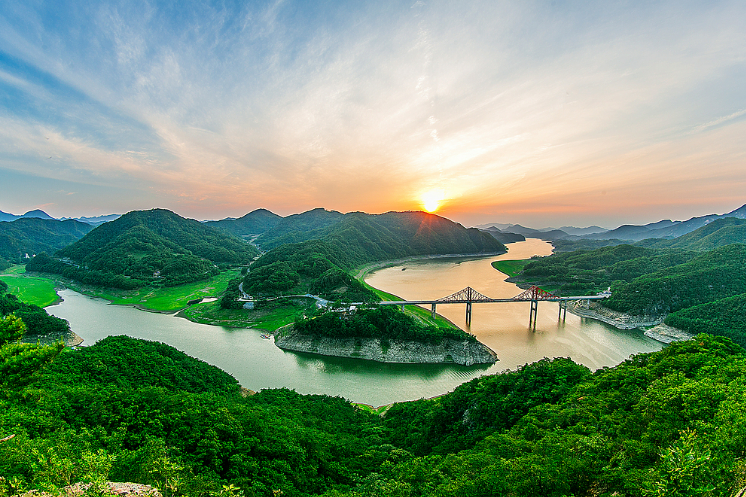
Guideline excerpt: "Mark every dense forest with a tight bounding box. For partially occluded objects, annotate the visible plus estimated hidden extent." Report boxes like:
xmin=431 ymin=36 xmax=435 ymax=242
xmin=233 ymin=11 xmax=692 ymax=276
xmin=26 ymin=209 xmax=258 ymax=289
xmin=506 ymin=222 xmax=746 ymax=348
xmin=0 ymin=281 xmax=70 ymax=339
xmin=0 ymin=218 xmax=93 ymax=264
xmin=206 ymin=209 xmax=283 ymax=237
xmin=292 ymin=306 xmax=475 ymax=344
xmin=235 ymin=211 xmax=505 ymax=302
xmin=2 ymin=320 xmax=746 ymax=496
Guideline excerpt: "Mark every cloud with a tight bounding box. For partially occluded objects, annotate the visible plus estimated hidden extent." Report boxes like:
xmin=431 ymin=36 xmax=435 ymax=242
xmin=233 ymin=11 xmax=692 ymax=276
xmin=0 ymin=0 xmax=745 ymax=223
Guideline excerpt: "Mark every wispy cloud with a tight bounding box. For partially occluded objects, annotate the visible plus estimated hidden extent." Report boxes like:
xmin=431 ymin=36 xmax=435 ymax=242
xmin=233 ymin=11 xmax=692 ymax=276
xmin=0 ymin=0 xmax=745 ymax=225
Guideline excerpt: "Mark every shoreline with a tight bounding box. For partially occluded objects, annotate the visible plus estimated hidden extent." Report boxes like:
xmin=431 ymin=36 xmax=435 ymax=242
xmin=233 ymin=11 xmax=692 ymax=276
xmin=566 ymin=301 xmax=693 ymax=344
xmin=354 ymin=250 xmax=508 ymax=279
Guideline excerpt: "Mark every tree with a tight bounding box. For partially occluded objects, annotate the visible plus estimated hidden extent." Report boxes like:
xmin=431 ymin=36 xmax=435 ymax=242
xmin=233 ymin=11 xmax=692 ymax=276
xmin=0 ymin=314 xmax=63 ymax=391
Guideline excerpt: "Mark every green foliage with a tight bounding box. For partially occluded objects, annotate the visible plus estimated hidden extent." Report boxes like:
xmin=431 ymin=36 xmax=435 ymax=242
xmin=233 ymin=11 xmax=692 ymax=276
xmin=605 ymin=244 xmax=746 ymax=315
xmin=245 ymin=211 xmax=504 ymax=298
xmin=0 ymin=218 xmax=93 ymax=264
xmin=0 ymin=284 xmax=71 ymax=339
xmin=27 ymin=209 xmax=258 ymax=289
xmin=639 ymin=217 xmax=746 ymax=252
xmin=3 ymin=333 xmax=746 ymax=495
xmin=665 ymin=292 xmax=746 ymax=348
xmin=0 ymin=313 xmax=63 ymax=392
xmin=206 ymin=208 xmax=283 ymax=236
xmin=514 ymin=244 xmax=696 ymax=296
xmin=39 ymin=336 xmax=240 ymax=395
xmin=294 ymin=306 xmax=475 ymax=344
xmin=383 ymin=357 xmax=591 ymax=456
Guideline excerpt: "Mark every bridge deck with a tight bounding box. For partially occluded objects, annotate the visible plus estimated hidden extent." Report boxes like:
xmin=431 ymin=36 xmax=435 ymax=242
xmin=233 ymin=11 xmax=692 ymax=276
xmin=378 ymin=295 xmax=608 ymax=305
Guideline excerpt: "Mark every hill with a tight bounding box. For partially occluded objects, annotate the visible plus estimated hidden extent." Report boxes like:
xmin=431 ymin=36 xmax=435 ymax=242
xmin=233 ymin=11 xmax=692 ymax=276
xmin=239 ymin=211 xmax=505 ymax=300
xmin=637 ymin=217 xmax=746 ymax=251
xmin=604 ymin=243 xmax=746 ymax=316
xmin=27 ymin=209 xmax=259 ymax=289
xmin=3 ymin=328 xmax=746 ymax=495
xmin=205 ymin=208 xmax=283 ymax=236
xmin=0 ymin=217 xmax=94 ymax=263
xmin=254 ymin=207 xmax=345 ymax=249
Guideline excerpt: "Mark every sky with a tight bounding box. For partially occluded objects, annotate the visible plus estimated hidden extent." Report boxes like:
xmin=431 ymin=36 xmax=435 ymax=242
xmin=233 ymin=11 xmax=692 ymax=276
xmin=1 ymin=0 xmax=745 ymax=229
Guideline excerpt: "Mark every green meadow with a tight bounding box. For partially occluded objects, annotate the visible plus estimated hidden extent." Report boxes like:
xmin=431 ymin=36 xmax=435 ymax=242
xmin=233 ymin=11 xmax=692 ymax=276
xmin=0 ymin=265 xmax=59 ymax=307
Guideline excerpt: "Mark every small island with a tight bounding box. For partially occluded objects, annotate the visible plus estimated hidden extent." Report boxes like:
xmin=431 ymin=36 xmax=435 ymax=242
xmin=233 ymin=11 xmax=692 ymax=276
xmin=274 ymin=305 xmax=497 ymax=366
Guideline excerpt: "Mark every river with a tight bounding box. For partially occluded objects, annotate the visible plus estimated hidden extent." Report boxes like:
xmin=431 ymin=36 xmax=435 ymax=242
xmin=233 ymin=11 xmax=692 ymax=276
xmin=47 ymin=239 xmax=662 ymax=406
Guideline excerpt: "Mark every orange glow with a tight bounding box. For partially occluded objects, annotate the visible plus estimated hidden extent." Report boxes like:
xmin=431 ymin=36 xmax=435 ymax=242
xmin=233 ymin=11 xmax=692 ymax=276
xmin=421 ymin=190 xmax=445 ymax=213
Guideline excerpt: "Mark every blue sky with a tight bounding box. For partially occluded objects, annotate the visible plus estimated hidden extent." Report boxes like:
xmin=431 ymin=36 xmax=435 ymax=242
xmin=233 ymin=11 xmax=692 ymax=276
xmin=1 ymin=0 xmax=745 ymax=227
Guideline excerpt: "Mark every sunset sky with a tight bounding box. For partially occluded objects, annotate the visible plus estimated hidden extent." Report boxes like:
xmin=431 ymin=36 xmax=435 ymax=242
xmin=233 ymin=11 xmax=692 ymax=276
xmin=1 ymin=0 xmax=745 ymax=228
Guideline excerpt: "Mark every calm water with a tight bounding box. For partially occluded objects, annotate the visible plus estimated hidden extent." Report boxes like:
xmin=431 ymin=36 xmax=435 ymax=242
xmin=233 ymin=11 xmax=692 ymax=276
xmin=47 ymin=239 xmax=662 ymax=406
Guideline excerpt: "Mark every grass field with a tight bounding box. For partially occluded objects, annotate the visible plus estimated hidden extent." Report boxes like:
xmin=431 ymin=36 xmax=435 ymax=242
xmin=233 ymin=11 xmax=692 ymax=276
xmin=53 ymin=269 xmax=242 ymax=312
xmin=183 ymin=298 xmax=317 ymax=331
xmin=491 ymin=259 xmax=530 ymax=278
xmin=0 ymin=265 xmax=59 ymax=307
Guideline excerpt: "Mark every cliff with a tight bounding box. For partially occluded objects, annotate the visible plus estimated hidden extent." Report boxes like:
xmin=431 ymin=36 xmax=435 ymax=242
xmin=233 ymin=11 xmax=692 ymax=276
xmin=274 ymin=328 xmax=497 ymax=366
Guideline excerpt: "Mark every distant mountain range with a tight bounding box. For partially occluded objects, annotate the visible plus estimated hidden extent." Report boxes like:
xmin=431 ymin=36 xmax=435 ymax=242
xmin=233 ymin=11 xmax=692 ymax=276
xmin=0 ymin=218 xmax=94 ymax=263
xmin=476 ymin=203 xmax=746 ymax=242
xmin=0 ymin=209 xmax=120 ymax=226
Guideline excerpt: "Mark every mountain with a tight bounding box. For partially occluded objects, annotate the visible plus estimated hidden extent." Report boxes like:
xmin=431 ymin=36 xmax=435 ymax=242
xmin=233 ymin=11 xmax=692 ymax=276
xmin=637 ymin=217 xmax=746 ymax=251
xmin=583 ymin=204 xmax=746 ymax=241
xmin=206 ymin=208 xmax=282 ymax=236
xmin=0 ymin=218 xmax=94 ymax=263
xmin=74 ymin=214 xmax=121 ymax=225
xmin=497 ymin=224 xmax=571 ymax=241
xmin=242 ymin=210 xmax=506 ymax=298
xmin=481 ymin=226 xmax=526 ymax=244
xmin=254 ymin=207 xmax=345 ymax=250
xmin=0 ymin=210 xmax=18 ymax=222
xmin=21 ymin=209 xmax=54 ymax=220
xmin=556 ymin=225 xmax=607 ymax=235
xmin=28 ymin=209 xmax=259 ymax=288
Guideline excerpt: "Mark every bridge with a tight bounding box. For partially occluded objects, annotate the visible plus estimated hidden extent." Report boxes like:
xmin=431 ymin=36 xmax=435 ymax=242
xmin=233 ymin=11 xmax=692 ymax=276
xmin=378 ymin=286 xmax=609 ymax=326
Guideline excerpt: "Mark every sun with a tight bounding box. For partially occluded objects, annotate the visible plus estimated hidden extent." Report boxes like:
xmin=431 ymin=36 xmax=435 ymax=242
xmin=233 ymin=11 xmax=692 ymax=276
xmin=421 ymin=190 xmax=445 ymax=213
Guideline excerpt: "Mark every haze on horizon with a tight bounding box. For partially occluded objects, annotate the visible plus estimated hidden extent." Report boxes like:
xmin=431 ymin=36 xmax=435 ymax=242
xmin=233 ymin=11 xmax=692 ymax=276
xmin=1 ymin=0 xmax=745 ymax=228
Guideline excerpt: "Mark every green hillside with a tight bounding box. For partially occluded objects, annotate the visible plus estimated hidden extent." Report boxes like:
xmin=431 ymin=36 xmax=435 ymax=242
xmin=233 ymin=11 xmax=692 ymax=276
xmin=511 ymin=244 xmax=696 ymax=295
xmin=254 ymin=208 xmax=345 ymax=250
xmin=27 ymin=209 xmax=258 ymax=289
xmin=0 ymin=217 xmax=93 ymax=263
xmin=206 ymin=208 xmax=283 ymax=236
xmin=638 ymin=217 xmax=746 ymax=251
xmin=239 ymin=211 xmax=505 ymax=300
xmin=604 ymin=243 xmax=746 ymax=315
xmin=664 ymin=292 xmax=746 ymax=348
xmin=3 ymin=327 xmax=746 ymax=495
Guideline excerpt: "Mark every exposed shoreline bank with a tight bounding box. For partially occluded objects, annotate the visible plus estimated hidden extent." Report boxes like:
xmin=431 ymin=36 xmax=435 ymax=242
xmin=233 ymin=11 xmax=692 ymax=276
xmin=274 ymin=327 xmax=498 ymax=366
xmin=567 ymin=301 xmax=694 ymax=343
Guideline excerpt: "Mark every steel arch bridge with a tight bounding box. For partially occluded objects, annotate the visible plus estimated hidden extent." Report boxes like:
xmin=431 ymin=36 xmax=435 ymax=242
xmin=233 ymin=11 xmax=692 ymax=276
xmin=379 ymin=285 xmax=609 ymax=326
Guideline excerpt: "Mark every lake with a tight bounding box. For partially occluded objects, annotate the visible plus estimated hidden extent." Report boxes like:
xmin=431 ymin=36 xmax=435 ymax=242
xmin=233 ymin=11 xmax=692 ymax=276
xmin=47 ymin=239 xmax=662 ymax=406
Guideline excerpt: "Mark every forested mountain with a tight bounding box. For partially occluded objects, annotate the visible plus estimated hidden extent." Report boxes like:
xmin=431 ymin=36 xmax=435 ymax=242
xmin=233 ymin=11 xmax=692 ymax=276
xmin=604 ymin=243 xmax=746 ymax=315
xmin=27 ymin=209 xmax=258 ymax=289
xmin=206 ymin=208 xmax=283 ymax=236
xmin=581 ymin=203 xmax=746 ymax=241
xmin=2 ymin=328 xmax=746 ymax=495
xmin=0 ymin=217 xmax=94 ymax=263
xmin=254 ymin=208 xmax=345 ymax=249
xmin=239 ymin=211 xmax=505 ymax=300
xmin=637 ymin=217 xmax=746 ymax=251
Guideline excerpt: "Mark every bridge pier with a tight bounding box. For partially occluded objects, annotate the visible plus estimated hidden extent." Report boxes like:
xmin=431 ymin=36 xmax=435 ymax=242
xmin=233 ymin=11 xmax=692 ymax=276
xmin=466 ymin=302 xmax=472 ymax=325
xmin=431 ymin=303 xmax=437 ymax=319
xmin=558 ymin=301 xmax=567 ymax=321
xmin=529 ymin=300 xmax=538 ymax=328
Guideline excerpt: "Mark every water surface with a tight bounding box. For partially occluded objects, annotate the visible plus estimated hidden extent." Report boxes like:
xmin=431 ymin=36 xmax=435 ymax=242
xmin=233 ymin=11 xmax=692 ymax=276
xmin=47 ymin=239 xmax=662 ymax=406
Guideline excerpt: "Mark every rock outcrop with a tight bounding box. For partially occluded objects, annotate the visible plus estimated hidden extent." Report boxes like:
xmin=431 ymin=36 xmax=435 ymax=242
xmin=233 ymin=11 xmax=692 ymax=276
xmin=274 ymin=329 xmax=497 ymax=366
